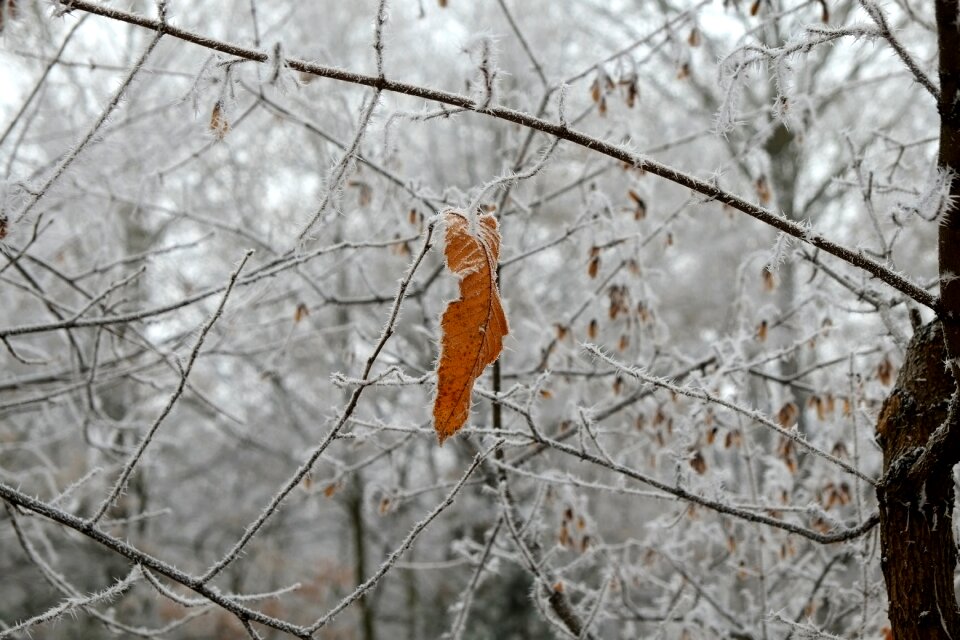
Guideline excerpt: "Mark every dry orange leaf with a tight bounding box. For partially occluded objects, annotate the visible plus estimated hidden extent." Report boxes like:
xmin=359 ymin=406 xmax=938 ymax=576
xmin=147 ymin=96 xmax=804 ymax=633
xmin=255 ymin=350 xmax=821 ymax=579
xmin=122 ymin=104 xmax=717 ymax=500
xmin=433 ymin=210 xmax=509 ymax=443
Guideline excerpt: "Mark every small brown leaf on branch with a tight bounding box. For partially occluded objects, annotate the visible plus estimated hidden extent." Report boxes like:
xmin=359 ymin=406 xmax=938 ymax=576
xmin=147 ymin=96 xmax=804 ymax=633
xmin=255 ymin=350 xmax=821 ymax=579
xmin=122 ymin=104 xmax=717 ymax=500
xmin=755 ymin=175 xmax=771 ymax=203
xmin=756 ymin=319 xmax=768 ymax=342
xmin=761 ymin=266 xmax=777 ymax=291
xmin=625 ymin=80 xmax=639 ymax=108
xmin=776 ymin=401 xmax=799 ymax=428
xmin=210 ymin=100 xmax=229 ymax=140
xmin=433 ymin=211 xmax=509 ymax=443
xmin=877 ymin=356 xmax=895 ymax=385
xmin=589 ymin=77 xmax=601 ymax=103
xmin=690 ymin=450 xmax=707 ymax=474
xmin=588 ymin=254 xmax=601 ymax=278
xmin=628 ymin=190 xmax=647 ymax=219
xmin=349 ymin=180 xmax=373 ymax=206
xmin=0 ymin=0 xmax=18 ymax=33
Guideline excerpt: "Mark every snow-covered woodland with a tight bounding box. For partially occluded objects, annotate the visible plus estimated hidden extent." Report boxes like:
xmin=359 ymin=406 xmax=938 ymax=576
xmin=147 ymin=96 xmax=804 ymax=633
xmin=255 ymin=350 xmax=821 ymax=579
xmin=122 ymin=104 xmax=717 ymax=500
xmin=2 ymin=0 xmax=959 ymax=638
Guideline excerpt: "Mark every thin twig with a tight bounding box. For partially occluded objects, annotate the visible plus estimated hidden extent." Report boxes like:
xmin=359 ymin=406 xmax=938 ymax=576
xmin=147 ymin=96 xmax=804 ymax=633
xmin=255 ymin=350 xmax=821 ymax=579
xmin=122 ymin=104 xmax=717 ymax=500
xmin=306 ymin=442 xmax=497 ymax=633
xmin=198 ymin=223 xmax=435 ymax=583
xmin=13 ymin=25 xmax=163 ymax=223
xmin=86 ymin=250 xmax=253 ymax=526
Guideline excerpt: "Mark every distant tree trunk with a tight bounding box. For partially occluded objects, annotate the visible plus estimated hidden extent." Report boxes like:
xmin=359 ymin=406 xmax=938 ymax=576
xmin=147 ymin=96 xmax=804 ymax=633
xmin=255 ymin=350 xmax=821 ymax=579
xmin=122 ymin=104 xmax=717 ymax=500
xmin=348 ymin=481 xmax=377 ymax=640
xmin=876 ymin=2 xmax=960 ymax=637
xmin=765 ymin=122 xmax=808 ymax=434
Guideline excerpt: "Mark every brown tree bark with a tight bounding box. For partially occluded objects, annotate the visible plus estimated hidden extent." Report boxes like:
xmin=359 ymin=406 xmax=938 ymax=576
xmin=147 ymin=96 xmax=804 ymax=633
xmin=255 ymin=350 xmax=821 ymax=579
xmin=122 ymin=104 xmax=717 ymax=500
xmin=876 ymin=3 xmax=960 ymax=637
xmin=877 ymin=322 xmax=960 ymax=638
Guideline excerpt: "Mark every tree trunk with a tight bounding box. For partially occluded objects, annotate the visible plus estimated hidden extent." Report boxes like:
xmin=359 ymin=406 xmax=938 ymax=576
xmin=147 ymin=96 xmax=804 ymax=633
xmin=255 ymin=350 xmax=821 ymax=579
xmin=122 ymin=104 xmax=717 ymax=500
xmin=348 ymin=482 xmax=377 ymax=640
xmin=876 ymin=322 xmax=960 ymax=638
xmin=876 ymin=4 xmax=960 ymax=637
xmin=766 ymin=122 xmax=809 ymax=435
xmin=937 ymin=0 xmax=960 ymax=361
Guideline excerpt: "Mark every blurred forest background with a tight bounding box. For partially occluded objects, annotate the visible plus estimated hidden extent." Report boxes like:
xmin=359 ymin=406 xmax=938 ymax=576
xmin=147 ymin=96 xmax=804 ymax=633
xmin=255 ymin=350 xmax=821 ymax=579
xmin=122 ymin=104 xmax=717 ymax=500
xmin=0 ymin=0 xmax=947 ymax=638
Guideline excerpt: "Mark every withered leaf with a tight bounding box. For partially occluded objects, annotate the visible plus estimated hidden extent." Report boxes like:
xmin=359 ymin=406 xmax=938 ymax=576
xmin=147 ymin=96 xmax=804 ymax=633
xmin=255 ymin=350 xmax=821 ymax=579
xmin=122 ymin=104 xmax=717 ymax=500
xmin=761 ymin=266 xmax=776 ymax=291
xmin=433 ymin=210 xmax=509 ymax=443
xmin=690 ymin=450 xmax=707 ymax=474
xmin=587 ymin=318 xmax=599 ymax=339
xmin=755 ymin=175 xmax=771 ymax=204
xmin=210 ymin=100 xmax=229 ymax=140
xmin=776 ymin=401 xmax=799 ymax=428
xmin=0 ymin=0 xmax=17 ymax=33
xmin=349 ymin=180 xmax=373 ymax=206
xmin=628 ymin=190 xmax=647 ymax=220
xmin=756 ymin=319 xmax=769 ymax=342
xmin=877 ymin=356 xmax=895 ymax=386
xmin=589 ymin=77 xmax=602 ymax=103
xmin=625 ymin=81 xmax=639 ymax=108
xmin=294 ymin=302 xmax=309 ymax=323
xmin=588 ymin=255 xmax=601 ymax=278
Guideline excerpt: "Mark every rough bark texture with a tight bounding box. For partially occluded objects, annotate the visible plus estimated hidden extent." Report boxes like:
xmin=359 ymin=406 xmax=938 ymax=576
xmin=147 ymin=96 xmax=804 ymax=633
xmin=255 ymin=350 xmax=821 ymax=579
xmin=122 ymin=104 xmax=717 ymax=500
xmin=877 ymin=322 xmax=960 ymax=638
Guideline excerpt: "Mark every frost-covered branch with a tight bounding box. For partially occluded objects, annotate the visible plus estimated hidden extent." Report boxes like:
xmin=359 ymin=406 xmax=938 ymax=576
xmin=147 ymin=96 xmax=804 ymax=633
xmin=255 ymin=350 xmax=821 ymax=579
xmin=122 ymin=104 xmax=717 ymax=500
xmin=51 ymin=0 xmax=940 ymax=312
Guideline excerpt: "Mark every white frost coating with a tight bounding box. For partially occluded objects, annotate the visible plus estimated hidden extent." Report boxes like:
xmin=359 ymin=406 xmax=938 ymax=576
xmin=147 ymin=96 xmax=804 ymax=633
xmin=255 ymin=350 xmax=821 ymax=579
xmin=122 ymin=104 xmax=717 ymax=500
xmin=766 ymin=231 xmax=793 ymax=272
